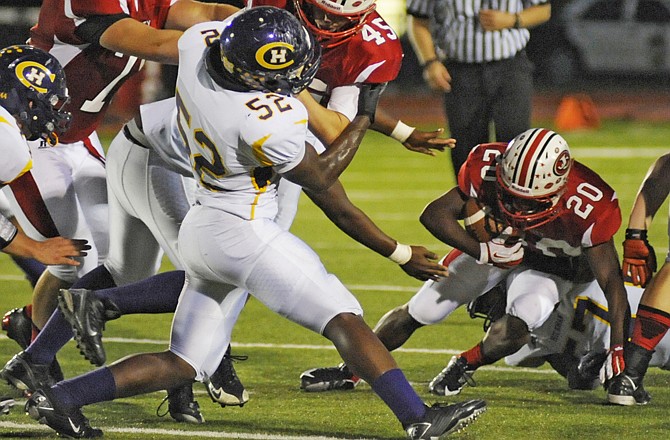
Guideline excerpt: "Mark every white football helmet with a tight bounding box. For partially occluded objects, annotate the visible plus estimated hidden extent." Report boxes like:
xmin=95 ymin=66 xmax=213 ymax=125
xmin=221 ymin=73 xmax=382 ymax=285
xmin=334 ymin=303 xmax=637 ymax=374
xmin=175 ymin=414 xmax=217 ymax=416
xmin=292 ymin=0 xmax=376 ymax=48
xmin=495 ymin=128 xmax=572 ymax=230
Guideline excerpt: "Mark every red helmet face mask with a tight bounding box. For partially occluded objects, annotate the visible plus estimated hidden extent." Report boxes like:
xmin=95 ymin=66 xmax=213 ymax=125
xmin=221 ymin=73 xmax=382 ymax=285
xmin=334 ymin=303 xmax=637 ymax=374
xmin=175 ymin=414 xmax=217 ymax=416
xmin=495 ymin=128 xmax=573 ymax=230
xmin=293 ymin=0 xmax=376 ymax=48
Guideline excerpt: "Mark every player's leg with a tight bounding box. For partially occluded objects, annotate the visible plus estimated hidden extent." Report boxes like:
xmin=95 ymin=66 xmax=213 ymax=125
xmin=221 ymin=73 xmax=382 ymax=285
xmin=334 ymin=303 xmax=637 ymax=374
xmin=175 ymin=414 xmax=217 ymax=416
xmin=5 ymin=142 xmax=106 ymax=328
xmin=180 ymin=211 xmax=487 ymax=438
xmin=301 ymin=250 xmax=507 ymax=393
xmin=430 ymin=268 xmax=561 ymax=396
xmin=609 ymin=260 xmax=670 ymax=405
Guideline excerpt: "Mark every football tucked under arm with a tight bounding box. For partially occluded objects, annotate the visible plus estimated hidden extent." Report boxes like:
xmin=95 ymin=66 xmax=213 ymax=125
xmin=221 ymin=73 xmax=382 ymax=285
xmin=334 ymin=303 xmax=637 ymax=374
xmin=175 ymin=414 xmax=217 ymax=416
xmin=461 ymin=198 xmax=507 ymax=242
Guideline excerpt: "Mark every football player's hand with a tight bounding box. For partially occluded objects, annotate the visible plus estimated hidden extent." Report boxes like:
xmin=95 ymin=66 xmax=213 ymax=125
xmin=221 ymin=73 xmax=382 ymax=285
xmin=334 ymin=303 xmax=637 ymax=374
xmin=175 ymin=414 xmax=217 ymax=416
xmin=33 ymin=237 xmax=90 ymax=266
xmin=478 ymin=227 xmax=524 ymax=268
xmin=599 ymin=344 xmax=625 ymax=384
xmin=356 ymin=82 xmax=387 ymax=123
xmin=400 ymin=246 xmax=449 ymax=281
xmin=623 ymin=229 xmax=657 ymax=287
xmin=402 ymin=128 xmax=456 ymax=156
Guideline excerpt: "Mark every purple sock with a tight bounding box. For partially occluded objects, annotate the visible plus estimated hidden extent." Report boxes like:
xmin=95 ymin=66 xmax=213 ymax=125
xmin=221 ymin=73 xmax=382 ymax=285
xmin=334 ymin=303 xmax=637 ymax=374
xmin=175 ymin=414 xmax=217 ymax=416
xmin=25 ymin=309 xmax=73 ymax=365
xmin=71 ymin=265 xmax=116 ymax=290
xmin=97 ymin=270 xmax=185 ymax=314
xmin=50 ymin=367 xmax=116 ymax=412
xmin=371 ymin=368 xmax=426 ymax=425
xmin=10 ymin=256 xmax=45 ymax=287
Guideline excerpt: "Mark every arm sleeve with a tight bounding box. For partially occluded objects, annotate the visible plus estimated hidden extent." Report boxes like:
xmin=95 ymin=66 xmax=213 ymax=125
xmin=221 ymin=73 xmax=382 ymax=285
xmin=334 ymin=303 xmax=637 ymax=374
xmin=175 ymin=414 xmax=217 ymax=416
xmin=74 ymin=14 xmax=130 ymax=45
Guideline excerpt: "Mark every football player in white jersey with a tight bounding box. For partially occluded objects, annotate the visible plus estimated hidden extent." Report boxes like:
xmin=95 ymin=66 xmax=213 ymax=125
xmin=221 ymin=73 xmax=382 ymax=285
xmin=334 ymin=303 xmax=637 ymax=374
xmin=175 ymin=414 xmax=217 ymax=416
xmin=8 ymin=0 xmax=454 ymax=417
xmin=0 ymin=45 xmax=90 ymax=267
xmin=503 ymin=281 xmax=670 ymax=391
xmin=22 ymin=8 xmax=485 ymax=439
xmin=605 ymin=152 xmax=670 ymax=405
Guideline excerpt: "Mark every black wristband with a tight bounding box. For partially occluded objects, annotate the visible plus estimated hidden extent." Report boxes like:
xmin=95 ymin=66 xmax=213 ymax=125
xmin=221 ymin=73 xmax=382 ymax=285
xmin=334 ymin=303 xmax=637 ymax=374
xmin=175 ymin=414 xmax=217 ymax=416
xmin=625 ymin=228 xmax=648 ymax=240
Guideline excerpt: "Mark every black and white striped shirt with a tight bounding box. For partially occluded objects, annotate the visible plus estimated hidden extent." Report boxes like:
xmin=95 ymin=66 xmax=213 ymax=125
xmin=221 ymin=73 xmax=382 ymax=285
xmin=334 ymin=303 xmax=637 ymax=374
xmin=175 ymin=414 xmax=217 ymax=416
xmin=406 ymin=0 xmax=547 ymax=63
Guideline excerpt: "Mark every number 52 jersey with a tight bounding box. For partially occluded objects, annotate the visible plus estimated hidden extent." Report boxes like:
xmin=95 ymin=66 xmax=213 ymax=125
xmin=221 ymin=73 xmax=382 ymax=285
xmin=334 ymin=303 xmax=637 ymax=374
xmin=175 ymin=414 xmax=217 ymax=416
xmin=174 ymin=21 xmax=310 ymax=221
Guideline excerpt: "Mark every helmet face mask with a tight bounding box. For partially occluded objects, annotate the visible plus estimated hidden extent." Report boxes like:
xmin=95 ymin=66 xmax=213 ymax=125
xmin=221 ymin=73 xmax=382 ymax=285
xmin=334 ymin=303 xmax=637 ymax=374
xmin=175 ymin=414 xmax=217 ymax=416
xmin=293 ymin=0 xmax=376 ymax=48
xmin=0 ymin=45 xmax=70 ymax=144
xmin=214 ymin=6 xmax=321 ymax=96
xmin=495 ymin=128 xmax=572 ymax=230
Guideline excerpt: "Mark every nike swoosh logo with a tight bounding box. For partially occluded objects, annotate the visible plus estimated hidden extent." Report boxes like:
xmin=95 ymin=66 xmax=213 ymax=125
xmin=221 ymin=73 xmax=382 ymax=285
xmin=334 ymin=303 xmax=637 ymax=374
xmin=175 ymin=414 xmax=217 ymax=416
xmin=69 ymin=418 xmax=82 ymax=434
xmin=208 ymin=385 xmax=223 ymax=400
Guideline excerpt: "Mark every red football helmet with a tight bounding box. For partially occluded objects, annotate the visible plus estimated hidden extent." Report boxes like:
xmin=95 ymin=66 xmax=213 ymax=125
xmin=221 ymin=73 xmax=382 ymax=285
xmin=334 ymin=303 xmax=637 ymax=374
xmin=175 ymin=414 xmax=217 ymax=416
xmin=292 ymin=0 xmax=376 ymax=48
xmin=495 ymin=128 xmax=572 ymax=230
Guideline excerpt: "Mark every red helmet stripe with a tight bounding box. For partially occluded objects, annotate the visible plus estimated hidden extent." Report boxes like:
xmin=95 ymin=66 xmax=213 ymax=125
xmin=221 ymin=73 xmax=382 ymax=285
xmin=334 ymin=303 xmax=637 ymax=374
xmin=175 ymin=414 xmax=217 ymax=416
xmin=515 ymin=128 xmax=551 ymax=189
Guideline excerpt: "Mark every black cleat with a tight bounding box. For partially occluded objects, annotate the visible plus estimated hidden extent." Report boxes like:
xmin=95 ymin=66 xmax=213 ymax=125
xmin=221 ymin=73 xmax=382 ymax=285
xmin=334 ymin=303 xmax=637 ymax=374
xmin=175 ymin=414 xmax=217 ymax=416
xmin=26 ymin=389 xmax=103 ymax=438
xmin=58 ymin=289 xmax=107 ymax=366
xmin=300 ymin=363 xmax=362 ymax=392
xmin=2 ymin=306 xmax=33 ymax=350
xmin=157 ymin=384 xmax=204 ymax=424
xmin=429 ymin=356 xmax=476 ymax=396
xmin=404 ymin=400 xmax=487 ymax=439
xmin=0 ymin=351 xmax=60 ymax=393
xmin=607 ymin=374 xmax=651 ymax=406
xmin=205 ymin=347 xmax=249 ymax=406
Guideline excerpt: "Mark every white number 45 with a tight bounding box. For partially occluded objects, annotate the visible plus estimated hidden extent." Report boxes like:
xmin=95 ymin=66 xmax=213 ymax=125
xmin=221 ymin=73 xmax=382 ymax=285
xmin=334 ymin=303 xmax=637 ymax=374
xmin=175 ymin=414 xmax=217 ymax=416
xmin=361 ymin=18 xmax=398 ymax=45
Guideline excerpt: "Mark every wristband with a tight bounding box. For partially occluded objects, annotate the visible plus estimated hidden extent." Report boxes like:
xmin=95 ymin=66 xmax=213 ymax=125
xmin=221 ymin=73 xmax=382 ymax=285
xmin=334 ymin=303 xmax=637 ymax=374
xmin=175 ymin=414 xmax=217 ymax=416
xmin=0 ymin=214 xmax=18 ymax=250
xmin=422 ymin=58 xmax=440 ymax=70
xmin=625 ymin=228 xmax=647 ymax=240
xmin=388 ymin=242 xmax=412 ymax=265
xmin=390 ymin=121 xmax=416 ymax=143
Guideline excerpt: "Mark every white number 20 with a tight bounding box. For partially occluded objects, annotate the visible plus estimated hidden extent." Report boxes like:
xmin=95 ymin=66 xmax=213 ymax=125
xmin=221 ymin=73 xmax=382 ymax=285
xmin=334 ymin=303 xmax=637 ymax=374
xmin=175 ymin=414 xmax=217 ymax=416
xmin=565 ymin=182 xmax=603 ymax=219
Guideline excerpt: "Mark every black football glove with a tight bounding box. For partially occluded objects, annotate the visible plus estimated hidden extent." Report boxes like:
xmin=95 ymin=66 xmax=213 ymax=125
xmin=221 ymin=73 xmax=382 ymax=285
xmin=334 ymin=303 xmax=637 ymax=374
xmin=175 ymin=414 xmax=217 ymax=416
xmin=356 ymin=82 xmax=387 ymax=123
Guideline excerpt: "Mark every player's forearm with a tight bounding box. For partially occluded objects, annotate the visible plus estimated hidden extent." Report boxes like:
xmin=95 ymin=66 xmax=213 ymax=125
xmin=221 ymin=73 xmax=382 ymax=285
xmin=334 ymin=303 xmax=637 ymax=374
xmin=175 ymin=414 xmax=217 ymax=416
xmin=313 ymin=116 xmax=371 ymax=189
xmin=407 ymin=15 xmax=438 ymax=65
xmin=306 ymin=182 xmax=397 ymax=257
xmin=628 ymin=153 xmax=670 ymax=229
xmin=165 ymin=0 xmax=239 ymax=30
xmin=100 ymin=19 xmax=183 ymax=65
xmin=298 ymin=90 xmax=350 ymax=145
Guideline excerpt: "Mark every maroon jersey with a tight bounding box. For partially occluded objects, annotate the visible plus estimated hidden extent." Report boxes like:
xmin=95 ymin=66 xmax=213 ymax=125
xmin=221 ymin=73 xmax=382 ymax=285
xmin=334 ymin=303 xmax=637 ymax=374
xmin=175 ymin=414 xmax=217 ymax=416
xmin=459 ymin=143 xmax=622 ymax=261
xmin=29 ymin=0 xmax=174 ymax=143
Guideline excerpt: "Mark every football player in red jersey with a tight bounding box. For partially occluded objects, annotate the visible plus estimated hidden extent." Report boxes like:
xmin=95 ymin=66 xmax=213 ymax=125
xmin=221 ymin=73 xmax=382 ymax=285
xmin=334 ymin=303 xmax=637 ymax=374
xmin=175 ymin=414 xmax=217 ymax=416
xmin=301 ymin=128 xmax=630 ymax=405
xmin=249 ymin=0 xmax=455 ymax=229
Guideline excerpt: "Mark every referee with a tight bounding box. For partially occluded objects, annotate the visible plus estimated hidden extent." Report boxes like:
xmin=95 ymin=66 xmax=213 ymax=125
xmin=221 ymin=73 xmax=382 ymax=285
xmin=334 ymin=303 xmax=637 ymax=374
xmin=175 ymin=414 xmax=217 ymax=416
xmin=406 ymin=0 xmax=551 ymax=178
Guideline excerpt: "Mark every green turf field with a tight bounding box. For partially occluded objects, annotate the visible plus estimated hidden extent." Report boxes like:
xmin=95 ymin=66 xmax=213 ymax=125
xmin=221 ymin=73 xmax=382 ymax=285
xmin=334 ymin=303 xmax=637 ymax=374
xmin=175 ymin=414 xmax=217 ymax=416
xmin=0 ymin=120 xmax=669 ymax=439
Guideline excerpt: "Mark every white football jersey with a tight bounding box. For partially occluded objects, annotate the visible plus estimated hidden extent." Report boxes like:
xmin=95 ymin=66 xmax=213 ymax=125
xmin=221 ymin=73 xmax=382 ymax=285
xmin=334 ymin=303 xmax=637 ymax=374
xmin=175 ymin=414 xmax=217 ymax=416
xmin=506 ymin=282 xmax=670 ymax=370
xmin=0 ymin=106 xmax=32 ymax=186
xmin=175 ymin=21 xmax=308 ymax=221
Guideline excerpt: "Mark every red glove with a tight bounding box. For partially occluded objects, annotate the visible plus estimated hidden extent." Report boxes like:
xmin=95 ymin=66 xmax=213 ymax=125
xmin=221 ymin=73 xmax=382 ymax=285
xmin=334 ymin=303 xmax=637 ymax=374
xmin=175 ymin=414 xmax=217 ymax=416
xmin=599 ymin=344 xmax=625 ymax=384
xmin=622 ymin=229 xmax=657 ymax=287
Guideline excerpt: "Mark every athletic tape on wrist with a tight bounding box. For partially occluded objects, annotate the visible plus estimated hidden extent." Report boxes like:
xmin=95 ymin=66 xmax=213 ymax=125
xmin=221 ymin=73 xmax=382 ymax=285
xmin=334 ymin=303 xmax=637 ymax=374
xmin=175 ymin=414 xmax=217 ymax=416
xmin=388 ymin=243 xmax=412 ymax=265
xmin=390 ymin=121 xmax=416 ymax=143
xmin=0 ymin=214 xmax=18 ymax=250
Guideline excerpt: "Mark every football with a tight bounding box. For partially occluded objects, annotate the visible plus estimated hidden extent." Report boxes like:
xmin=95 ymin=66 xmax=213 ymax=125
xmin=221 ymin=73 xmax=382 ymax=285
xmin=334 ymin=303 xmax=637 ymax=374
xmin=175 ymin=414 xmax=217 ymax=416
xmin=461 ymin=198 xmax=506 ymax=242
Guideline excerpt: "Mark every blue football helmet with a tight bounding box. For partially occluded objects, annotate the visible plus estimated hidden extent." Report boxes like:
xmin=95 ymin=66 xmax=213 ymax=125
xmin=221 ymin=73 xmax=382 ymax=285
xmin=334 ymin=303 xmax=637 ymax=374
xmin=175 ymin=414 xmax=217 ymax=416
xmin=215 ymin=6 xmax=321 ymax=95
xmin=0 ymin=45 xmax=70 ymax=143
